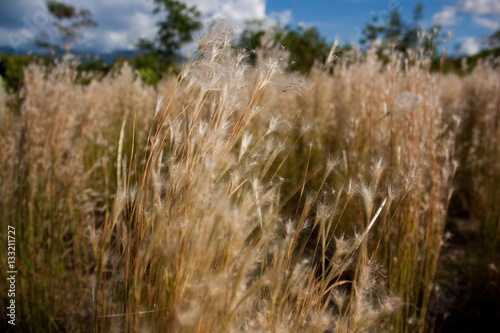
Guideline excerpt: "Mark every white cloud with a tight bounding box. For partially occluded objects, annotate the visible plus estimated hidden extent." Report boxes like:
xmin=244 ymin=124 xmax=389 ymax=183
xmin=182 ymin=0 xmax=292 ymax=52
xmin=188 ymin=1 xmax=294 ymax=36
xmin=459 ymin=36 xmax=480 ymax=55
xmin=432 ymin=6 xmax=458 ymax=26
xmin=269 ymin=9 xmax=292 ymax=26
xmin=65 ymin=0 xmax=274 ymax=51
xmin=70 ymin=0 xmax=159 ymax=52
xmin=431 ymin=0 xmax=500 ymax=55
xmin=297 ymin=21 xmax=340 ymax=30
xmin=433 ymin=0 xmax=500 ymax=29
xmin=459 ymin=0 xmax=500 ymax=15
xmin=186 ymin=0 xmax=266 ymax=29
xmin=473 ymin=16 xmax=500 ymax=30
xmin=1 ymin=0 xmax=283 ymax=52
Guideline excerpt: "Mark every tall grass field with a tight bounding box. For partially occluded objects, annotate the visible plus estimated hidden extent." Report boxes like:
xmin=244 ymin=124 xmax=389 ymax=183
xmin=1 ymin=25 xmax=499 ymax=332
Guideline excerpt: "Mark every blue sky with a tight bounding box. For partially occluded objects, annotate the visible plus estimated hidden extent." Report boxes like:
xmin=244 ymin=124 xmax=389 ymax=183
xmin=268 ymin=0 xmax=499 ymax=54
xmin=1 ymin=0 xmax=498 ymax=55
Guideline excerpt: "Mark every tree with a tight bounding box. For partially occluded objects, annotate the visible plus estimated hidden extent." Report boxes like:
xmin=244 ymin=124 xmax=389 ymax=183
xmin=239 ymin=22 xmax=332 ymax=74
xmin=360 ymin=2 xmax=436 ymax=54
xmin=133 ymin=0 xmax=202 ymax=84
xmin=36 ymin=0 xmax=97 ymax=54
xmin=138 ymin=0 xmax=202 ymax=66
xmin=485 ymin=29 xmax=500 ymax=50
xmin=281 ymin=26 xmax=331 ymax=73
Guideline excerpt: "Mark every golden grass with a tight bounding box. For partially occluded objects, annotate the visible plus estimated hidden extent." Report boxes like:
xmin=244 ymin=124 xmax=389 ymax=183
xmin=0 ymin=26 xmax=498 ymax=332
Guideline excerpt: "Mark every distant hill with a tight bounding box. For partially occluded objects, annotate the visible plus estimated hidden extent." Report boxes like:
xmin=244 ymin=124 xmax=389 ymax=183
xmin=0 ymin=46 xmax=140 ymax=64
xmin=0 ymin=46 xmax=27 ymax=56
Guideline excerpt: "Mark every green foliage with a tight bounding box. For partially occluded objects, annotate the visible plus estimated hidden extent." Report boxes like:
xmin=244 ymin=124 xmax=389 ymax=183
xmin=76 ymin=58 xmax=110 ymax=74
xmin=138 ymin=0 xmax=202 ymax=69
xmin=46 ymin=0 xmax=78 ymax=19
xmin=239 ymin=22 xmax=333 ymax=73
xmin=439 ymin=29 xmax=500 ymax=74
xmin=485 ymin=29 xmax=500 ymax=49
xmin=0 ymin=53 xmax=52 ymax=92
xmin=131 ymin=51 xmax=168 ymax=86
xmin=429 ymin=46 xmax=500 ymax=74
xmin=360 ymin=2 xmax=439 ymax=54
xmin=239 ymin=20 xmax=267 ymax=64
xmin=0 ymin=53 xmax=114 ymax=95
xmin=281 ymin=26 xmax=331 ymax=73
xmin=76 ymin=58 xmax=112 ymax=84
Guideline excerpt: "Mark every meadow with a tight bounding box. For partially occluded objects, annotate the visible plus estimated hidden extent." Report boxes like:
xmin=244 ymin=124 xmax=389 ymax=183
xmin=0 ymin=25 xmax=499 ymax=332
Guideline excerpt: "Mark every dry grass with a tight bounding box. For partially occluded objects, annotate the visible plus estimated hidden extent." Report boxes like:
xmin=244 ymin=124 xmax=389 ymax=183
xmin=0 ymin=25 xmax=498 ymax=332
